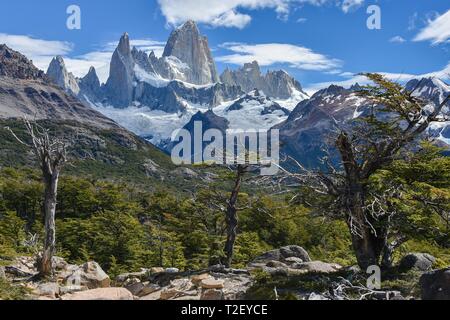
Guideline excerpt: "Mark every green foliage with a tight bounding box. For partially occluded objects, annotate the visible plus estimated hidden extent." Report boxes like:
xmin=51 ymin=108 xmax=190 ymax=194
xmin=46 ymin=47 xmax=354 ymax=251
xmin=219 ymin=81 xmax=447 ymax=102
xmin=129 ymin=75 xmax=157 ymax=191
xmin=369 ymin=142 xmax=450 ymax=262
xmin=0 ymin=278 xmax=30 ymax=300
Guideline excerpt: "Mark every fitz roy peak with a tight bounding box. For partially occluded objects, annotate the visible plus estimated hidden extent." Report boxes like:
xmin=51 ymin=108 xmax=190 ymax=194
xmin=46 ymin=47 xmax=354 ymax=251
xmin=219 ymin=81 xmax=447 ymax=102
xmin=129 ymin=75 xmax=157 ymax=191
xmin=162 ymin=20 xmax=219 ymax=85
xmin=42 ymin=20 xmax=315 ymax=149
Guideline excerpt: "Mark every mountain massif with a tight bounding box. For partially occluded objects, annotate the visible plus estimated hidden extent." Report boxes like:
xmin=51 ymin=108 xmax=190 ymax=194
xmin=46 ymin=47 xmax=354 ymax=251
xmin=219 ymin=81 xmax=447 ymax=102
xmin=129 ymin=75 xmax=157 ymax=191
xmin=0 ymin=44 xmax=190 ymax=187
xmin=11 ymin=20 xmax=450 ymax=167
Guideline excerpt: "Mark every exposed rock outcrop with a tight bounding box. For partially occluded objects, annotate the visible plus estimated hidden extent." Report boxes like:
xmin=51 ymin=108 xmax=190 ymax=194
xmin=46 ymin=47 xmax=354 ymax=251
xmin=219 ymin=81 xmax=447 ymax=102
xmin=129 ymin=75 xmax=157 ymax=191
xmin=399 ymin=253 xmax=436 ymax=272
xmin=250 ymin=245 xmax=311 ymax=266
xmin=46 ymin=56 xmax=80 ymax=96
xmin=420 ymin=268 xmax=450 ymax=300
xmin=0 ymin=44 xmax=47 ymax=80
xmin=61 ymin=287 xmax=134 ymax=301
xmin=105 ymin=33 xmax=135 ymax=107
xmin=0 ymin=45 xmax=118 ymax=129
xmin=221 ymin=61 xmax=308 ymax=99
xmin=163 ymin=20 xmax=219 ymax=85
xmin=78 ymin=66 xmax=102 ymax=102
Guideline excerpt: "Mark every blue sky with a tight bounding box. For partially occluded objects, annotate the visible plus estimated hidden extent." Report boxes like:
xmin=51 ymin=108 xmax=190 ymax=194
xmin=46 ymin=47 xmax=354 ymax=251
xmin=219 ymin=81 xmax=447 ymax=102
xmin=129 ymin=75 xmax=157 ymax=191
xmin=0 ymin=0 xmax=448 ymax=93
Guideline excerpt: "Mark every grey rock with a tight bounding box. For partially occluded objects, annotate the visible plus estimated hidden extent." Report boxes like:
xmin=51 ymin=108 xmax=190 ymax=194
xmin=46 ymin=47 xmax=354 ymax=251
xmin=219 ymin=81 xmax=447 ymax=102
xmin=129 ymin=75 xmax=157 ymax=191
xmin=226 ymin=89 xmax=290 ymax=115
xmin=132 ymin=47 xmax=156 ymax=75
xmin=61 ymin=287 xmax=134 ymax=300
xmin=65 ymin=261 xmax=111 ymax=289
xmin=251 ymin=245 xmax=311 ymax=266
xmin=0 ymin=266 xmax=6 ymax=279
xmin=34 ymin=282 xmax=60 ymax=299
xmin=165 ymin=268 xmax=180 ymax=273
xmin=125 ymin=280 xmax=145 ymax=296
xmin=139 ymin=283 xmax=161 ymax=297
xmin=420 ymin=268 xmax=450 ymax=300
xmin=308 ymin=293 xmax=330 ymax=300
xmin=220 ymin=61 xmax=308 ymax=99
xmin=294 ymin=261 xmax=342 ymax=274
xmin=46 ymin=56 xmax=80 ymax=96
xmin=399 ymin=253 xmax=436 ymax=272
xmin=59 ymin=285 xmax=88 ymax=295
xmin=163 ymin=20 xmax=219 ymax=85
xmin=201 ymin=289 xmax=224 ymax=300
xmin=284 ymin=257 xmax=304 ymax=265
xmin=79 ymin=66 xmax=102 ymax=102
xmin=0 ymin=44 xmax=47 ymax=80
xmin=0 ymin=45 xmax=120 ymax=130
xmin=115 ymin=269 xmax=149 ymax=284
xmin=105 ymin=33 xmax=135 ymax=107
xmin=266 ymin=260 xmax=289 ymax=268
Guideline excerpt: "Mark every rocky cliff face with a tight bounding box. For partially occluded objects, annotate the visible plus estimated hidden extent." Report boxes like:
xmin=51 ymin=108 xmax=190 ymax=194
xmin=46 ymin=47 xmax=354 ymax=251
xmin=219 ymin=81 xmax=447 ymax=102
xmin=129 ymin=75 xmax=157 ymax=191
xmin=163 ymin=20 xmax=219 ymax=85
xmin=276 ymin=79 xmax=450 ymax=168
xmin=0 ymin=44 xmax=47 ymax=80
xmin=46 ymin=56 xmax=80 ymax=96
xmin=0 ymin=45 xmax=115 ymax=129
xmin=105 ymin=33 xmax=135 ymax=108
xmin=78 ymin=66 xmax=102 ymax=102
xmin=220 ymin=61 xmax=308 ymax=99
xmin=275 ymin=85 xmax=374 ymax=167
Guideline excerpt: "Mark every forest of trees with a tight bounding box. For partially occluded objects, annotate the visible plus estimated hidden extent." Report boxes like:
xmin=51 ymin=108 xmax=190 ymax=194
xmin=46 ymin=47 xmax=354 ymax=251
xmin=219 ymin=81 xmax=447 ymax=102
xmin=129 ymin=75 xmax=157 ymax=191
xmin=0 ymin=75 xmax=449 ymax=280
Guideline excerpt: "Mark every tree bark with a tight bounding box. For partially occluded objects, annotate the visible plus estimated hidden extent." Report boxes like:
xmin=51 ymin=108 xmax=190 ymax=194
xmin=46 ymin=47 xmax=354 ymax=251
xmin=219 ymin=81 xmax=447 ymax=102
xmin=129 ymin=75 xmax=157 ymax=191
xmin=223 ymin=165 xmax=244 ymax=268
xmin=38 ymin=171 xmax=59 ymax=277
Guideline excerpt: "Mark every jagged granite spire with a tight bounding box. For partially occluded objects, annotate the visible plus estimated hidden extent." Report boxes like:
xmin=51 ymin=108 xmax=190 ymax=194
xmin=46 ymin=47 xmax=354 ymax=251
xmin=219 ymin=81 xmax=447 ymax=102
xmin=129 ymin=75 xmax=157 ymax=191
xmin=220 ymin=60 xmax=307 ymax=99
xmin=163 ymin=20 xmax=219 ymax=85
xmin=46 ymin=56 xmax=80 ymax=96
xmin=105 ymin=32 xmax=135 ymax=107
xmin=79 ymin=66 xmax=102 ymax=101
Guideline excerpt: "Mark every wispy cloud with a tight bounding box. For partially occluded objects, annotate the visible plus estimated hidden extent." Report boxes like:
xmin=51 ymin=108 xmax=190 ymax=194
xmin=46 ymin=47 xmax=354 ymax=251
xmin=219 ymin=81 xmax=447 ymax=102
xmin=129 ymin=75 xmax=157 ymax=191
xmin=341 ymin=0 xmax=364 ymax=14
xmin=0 ymin=33 xmax=73 ymax=72
xmin=0 ymin=33 xmax=165 ymax=83
xmin=217 ymin=42 xmax=341 ymax=71
xmin=157 ymin=0 xmax=362 ymax=29
xmin=304 ymin=63 xmax=450 ymax=95
xmin=414 ymin=9 xmax=450 ymax=44
xmin=389 ymin=36 xmax=406 ymax=44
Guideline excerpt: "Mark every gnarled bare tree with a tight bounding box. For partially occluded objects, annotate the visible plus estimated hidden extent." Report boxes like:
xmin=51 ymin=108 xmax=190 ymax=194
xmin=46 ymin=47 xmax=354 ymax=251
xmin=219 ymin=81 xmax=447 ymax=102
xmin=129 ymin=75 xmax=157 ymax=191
xmin=6 ymin=119 xmax=68 ymax=277
xmin=281 ymin=74 xmax=450 ymax=270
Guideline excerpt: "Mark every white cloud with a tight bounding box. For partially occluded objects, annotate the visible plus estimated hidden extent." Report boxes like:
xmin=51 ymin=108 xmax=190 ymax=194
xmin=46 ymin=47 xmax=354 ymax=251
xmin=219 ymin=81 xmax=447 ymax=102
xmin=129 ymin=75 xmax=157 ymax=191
xmin=414 ymin=9 xmax=450 ymax=44
xmin=341 ymin=0 xmax=364 ymax=14
xmin=217 ymin=42 xmax=341 ymax=71
xmin=157 ymin=0 xmax=357 ymax=28
xmin=304 ymin=63 xmax=450 ymax=95
xmin=389 ymin=36 xmax=406 ymax=44
xmin=0 ymin=33 xmax=73 ymax=72
xmin=0 ymin=33 xmax=165 ymax=84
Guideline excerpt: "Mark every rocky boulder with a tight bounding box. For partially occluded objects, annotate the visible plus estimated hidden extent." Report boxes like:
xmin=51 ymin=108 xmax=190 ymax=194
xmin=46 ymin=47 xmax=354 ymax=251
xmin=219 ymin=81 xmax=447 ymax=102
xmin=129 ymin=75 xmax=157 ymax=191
xmin=61 ymin=287 xmax=133 ymax=301
xmin=294 ymin=261 xmax=342 ymax=274
xmin=420 ymin=268 xmax=450 ymax=300
xmin=33 ymin=282 xmax=60 ymax=299
xmin=250 ymin=246 xmax=311 ymax=267
xmin=4 ymin=256 xmax=38 ymax=278
xmin=399 ymin=253 xmax=436 ymax=272
xmin=65 ymin=261 xmax=110 ymax=289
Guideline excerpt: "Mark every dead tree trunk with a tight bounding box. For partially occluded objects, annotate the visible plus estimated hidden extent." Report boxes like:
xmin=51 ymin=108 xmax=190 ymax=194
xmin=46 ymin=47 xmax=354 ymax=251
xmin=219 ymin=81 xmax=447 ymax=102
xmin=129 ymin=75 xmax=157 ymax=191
xmin=6 ymin=120 xmax=67 ymax=277
xmin=39 ymin=171 xmax=59 ymax=275
xmin=223 ymin=165 xmax=245 ymax=268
